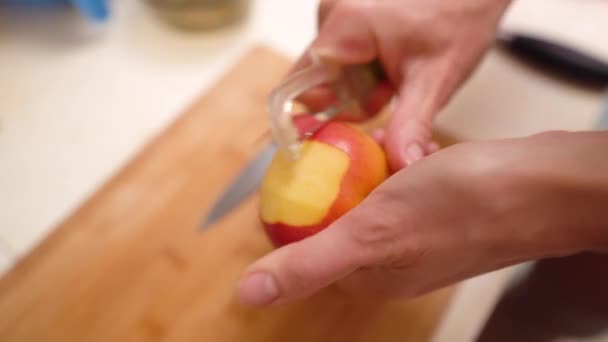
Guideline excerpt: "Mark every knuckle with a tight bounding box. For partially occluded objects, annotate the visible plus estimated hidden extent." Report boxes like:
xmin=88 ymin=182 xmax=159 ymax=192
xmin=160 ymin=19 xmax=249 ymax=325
xmin=281 ymin=250 xmax=318 ymax=287
xmin=346 ymin=189 xmax=427 ymax=269
xmin=443 ymin=142 xmax=499 ymax=180
xmin=442 ymin=141 xmax=525 ymax=218
xmin=348 ymin=192 xmax=400 ymax=245
xmin=443 ymin=142 xmax=504 ymax=193
xmin=385 ymin=238 xmax=429 ymax=271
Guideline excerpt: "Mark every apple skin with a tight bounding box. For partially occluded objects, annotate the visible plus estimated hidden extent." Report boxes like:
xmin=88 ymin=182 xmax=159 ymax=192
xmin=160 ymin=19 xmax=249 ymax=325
xmin=259 ymin=120 xmax=389 ymax=247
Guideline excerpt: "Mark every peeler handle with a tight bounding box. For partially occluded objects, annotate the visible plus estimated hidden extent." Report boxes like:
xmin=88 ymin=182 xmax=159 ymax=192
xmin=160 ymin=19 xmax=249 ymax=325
xmin=267 ymin=60 xmax=341 ymax=159
xmin=268 ymin=58 xmax=388 ymax=159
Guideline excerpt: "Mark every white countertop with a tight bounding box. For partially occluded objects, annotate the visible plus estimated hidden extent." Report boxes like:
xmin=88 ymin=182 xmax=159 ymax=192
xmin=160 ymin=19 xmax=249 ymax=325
xmin=1 ymin=0 xmax=607 ymax=340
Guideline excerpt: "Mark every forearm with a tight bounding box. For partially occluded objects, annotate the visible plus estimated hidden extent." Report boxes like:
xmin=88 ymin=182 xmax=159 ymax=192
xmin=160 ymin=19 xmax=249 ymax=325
xmin=548 ymin=132 xmax=608 ymax=252
xmin=493 ymin=131 xmax=608 ymax=258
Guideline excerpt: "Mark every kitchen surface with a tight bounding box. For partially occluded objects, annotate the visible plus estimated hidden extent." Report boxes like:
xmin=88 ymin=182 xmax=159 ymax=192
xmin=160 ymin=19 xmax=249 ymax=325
xmin=1 ymin=0 xmax=608 ymax=341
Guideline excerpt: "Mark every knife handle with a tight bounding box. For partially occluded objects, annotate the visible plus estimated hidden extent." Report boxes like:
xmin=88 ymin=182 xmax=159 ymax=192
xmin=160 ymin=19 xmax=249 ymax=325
xmin=497 ymin=32 xmax=608 ymax=89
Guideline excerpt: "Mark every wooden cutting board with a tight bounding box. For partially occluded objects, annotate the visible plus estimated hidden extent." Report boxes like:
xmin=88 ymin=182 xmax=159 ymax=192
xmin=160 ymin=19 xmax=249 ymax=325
xmin=0 ymin=45 xmax=460 ymax=342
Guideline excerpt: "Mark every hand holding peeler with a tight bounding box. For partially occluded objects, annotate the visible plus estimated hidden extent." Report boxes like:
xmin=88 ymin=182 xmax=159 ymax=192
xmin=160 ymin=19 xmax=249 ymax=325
xmin=200 ymin=30 xmax=608 ymax=230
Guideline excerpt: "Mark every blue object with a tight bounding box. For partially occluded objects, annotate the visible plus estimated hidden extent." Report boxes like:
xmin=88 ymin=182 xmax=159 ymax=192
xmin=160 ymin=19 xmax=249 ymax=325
xmin=4 ymin=0 xmax=109 ymax=22
xmin=70 ymin=0 xmax=108 ymax=22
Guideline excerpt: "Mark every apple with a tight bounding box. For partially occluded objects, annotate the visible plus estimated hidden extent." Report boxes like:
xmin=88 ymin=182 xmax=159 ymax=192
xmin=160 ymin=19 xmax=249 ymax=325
xmin=258 ymin=119 xmax=389 ymax=247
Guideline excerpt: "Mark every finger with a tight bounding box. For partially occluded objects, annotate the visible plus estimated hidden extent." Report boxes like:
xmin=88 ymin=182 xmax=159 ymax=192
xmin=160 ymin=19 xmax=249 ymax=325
xmin=286 ymin=2 xmax=391 ymax=119
xmin=288 ymin=0 xmax=355 ymax=76
xmin=282 ymin=47 xmax=338 ymax=113
xmin=317 ymin=0 xmax=341 ymax=28
xmin=236 ymin=214 xmax=378 ymax=307
xmin=383 ymin=60 xmax=448 ymax=171
xmin=372 ymin=128 xmax=385 ymax=145
xmin=427 ymin=141 xmax=441 ymax=154
xmin=286 ymin=42 xmax=316 ymax=76
xmin=288 ymin=0 xmax=343 ymax=75
xmin=363 ymin=80 xmax=395 ymax=118
xmin=296 ymin=70 xmax=395 ymax=120
xmin=310 ymin=1 xmax=378 ymax=65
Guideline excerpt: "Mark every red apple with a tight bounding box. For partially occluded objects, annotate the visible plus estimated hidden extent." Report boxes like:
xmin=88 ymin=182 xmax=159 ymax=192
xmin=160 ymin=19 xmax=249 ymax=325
xmin=259 ymin=120 xmax=389 ymax=247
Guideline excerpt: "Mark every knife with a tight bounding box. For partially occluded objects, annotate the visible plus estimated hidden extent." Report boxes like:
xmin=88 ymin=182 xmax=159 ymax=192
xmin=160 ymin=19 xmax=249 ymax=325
xmin=496 ymin=31 xmax=608 ymax=89
xmin=201 ymin=142 xmax=277 ymax=228
xmin=200 ymin=31 xmax=608 ymax=230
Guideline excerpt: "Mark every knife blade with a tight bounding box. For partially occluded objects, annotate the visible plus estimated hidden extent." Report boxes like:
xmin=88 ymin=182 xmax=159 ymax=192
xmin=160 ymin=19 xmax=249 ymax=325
xmin=200 ymin=143 xmax=277 ymax=229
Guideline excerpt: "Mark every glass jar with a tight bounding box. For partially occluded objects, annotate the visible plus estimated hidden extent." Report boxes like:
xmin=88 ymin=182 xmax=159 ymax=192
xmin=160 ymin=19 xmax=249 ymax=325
xmin=145 ymin=0 xmax=250 ymax=31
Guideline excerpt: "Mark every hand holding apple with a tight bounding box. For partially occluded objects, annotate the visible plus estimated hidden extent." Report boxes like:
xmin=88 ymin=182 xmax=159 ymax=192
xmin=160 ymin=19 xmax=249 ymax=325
xmin=239 ymin=131 xmax=608 ymax=307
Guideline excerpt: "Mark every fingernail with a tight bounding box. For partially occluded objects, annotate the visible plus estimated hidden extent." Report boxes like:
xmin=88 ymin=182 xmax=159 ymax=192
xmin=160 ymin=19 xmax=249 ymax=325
xmin=405 ymin=143 xmax=424 ymax=165
xmin=237 ymin=272 xmax=279 ymax=306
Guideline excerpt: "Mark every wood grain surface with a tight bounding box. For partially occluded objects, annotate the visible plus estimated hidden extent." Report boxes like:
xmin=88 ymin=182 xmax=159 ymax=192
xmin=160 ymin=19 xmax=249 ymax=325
xmin=0 ymin=45 xmax=459 ymax=342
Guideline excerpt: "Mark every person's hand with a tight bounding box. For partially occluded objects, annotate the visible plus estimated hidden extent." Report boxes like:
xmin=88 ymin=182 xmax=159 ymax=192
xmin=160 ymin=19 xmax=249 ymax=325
xmin=236 ymin=131 xmax=608 ymax=306
xmin=290 ymin=0 xmax=512 ymax=171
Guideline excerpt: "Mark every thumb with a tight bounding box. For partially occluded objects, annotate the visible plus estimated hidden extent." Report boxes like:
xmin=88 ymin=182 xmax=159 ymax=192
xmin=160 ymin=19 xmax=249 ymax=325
xmin=236 ymin=214 xmax=378 ymax=307
xmin=384 ymin=60 xmax=449 ymax=171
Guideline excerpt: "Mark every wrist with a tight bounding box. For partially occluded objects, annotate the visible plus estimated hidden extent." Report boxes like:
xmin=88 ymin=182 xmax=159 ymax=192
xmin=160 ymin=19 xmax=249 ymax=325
xmin=555 ymin=164 xmax=608 ymax=253
xmin=534 ymin=170 xmax=608 ymax=255
xmin=536 ymin=135 xmax=608 ymax=254
xmin=500 ymin=132 xmax=608 ymax=256
xmin=476 ymin=132 xmax=608 ymax=261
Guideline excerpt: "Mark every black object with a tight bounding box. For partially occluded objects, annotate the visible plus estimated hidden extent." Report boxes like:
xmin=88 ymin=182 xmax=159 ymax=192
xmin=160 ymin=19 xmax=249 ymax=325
xmin=496 ymin=32 xmax=608 ymax=90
